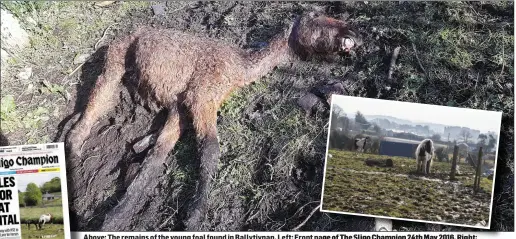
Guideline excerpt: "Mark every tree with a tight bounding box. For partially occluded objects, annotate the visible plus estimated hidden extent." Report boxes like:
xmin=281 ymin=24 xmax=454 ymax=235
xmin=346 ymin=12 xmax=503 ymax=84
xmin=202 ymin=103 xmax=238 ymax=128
xmin=41 ymin=177 xmax=61 ymax=193
xmin=355 ymin=111 xmax=370 ymax=130
xmin=460 ymin=129 xmax=471 ymax=143
xmin=331 ymin=105 xmax=346 ymax=131
xmin=478 ymin=134 xmax=488 ymax=146
xmin=488 ymin=134 xmax=497 ymax=151
xmin=18 ymin=191 xmax=25 ymax=207
xmin=431 ymin=134 xmax=441 ymax=142
xmin=333 ymin=105 xmax=345 ymax=117
xmin=24 ymin=183 xmax=42 ymax=206
xmin=373 ymin=124 xmax=382 ymax=135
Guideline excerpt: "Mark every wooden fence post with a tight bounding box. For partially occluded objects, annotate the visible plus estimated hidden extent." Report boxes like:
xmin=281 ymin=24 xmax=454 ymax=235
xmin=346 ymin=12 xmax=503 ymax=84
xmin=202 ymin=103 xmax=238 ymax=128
xmin=450 ymin=145 xmax=459 ymax=180
xmin=474 ymin=147 xmax=483 ymax=194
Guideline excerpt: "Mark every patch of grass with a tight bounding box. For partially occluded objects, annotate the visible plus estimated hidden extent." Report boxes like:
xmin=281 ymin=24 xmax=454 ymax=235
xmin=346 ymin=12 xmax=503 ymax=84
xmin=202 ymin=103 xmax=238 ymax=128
xmin=40 ymin=80 xmax=65 ymax=95
xmin=0 ymin=95 xmax=19 ymax=133
xmin=428 ymin=27 xmax=476 ymax=69
xmin=0 ymin=1 xmax=48 ymax=19
xmin=463 ymin=176 xmax=494 ymax=193
xmin=20 ymin=205 xmax=64 ymax=222
xmin=0 ymin=95 xmax=51 ymax=138
xmin=323 ymin=169 xmax=490 ymax=225
xmin=20 ymin=224 xmax=65 ymax=239
xmin=1 ymin=1 xmax=151 ymax=145
xmin=326 ymin=149 xmax=477 ymax=176
xmin=220 ymin=80 xmax=268 ymax=118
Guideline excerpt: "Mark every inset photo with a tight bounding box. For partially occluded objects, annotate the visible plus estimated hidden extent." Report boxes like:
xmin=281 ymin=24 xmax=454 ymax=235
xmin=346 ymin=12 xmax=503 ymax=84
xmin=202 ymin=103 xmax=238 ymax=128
xmin=321 ymin=95 xmax=502 ymax=229
xmin=18 ymin=173 xmax=66 ymax=239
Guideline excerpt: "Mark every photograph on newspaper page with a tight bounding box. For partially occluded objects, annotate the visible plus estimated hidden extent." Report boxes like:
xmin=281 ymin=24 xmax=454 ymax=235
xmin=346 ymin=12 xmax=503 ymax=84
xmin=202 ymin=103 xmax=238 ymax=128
xmin=321 ymin=95 xmax=502 ymax=229
xmin=0 ymin=143 xmax=70 ymax=239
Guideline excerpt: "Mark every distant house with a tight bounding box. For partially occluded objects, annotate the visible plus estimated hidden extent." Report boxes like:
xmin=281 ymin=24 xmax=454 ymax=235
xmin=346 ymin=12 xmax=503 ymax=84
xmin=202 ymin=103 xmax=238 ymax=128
xmin=379 ymin=137 xmax=446 ymax=158
xmin=42 ymin=192 xmax=60 ymax=201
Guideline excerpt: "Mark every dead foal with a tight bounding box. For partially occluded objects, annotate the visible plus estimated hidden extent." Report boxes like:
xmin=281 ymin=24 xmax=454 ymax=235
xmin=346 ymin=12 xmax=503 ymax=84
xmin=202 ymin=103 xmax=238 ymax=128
xmin=66 ymin=12 xmax=361 ymax=230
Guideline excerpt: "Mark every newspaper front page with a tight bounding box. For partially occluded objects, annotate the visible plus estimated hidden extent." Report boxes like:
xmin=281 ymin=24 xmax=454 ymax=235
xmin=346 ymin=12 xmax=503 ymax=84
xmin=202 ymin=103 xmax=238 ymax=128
xmin=0 ymin=143 xmax=70 ymax=239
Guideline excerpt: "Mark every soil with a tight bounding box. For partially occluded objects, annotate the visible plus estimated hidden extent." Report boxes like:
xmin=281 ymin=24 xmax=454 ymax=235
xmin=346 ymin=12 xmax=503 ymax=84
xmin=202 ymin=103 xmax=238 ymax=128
xmin=1 ymin=1 xmax=513 ymax=231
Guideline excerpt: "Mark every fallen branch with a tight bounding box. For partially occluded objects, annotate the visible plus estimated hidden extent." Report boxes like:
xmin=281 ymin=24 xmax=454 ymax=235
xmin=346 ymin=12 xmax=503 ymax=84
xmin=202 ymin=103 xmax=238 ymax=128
xmin=292 ymin=204 xmax=321 ymax=231
xmin=387 ymin=46 xmax=401 ymax=81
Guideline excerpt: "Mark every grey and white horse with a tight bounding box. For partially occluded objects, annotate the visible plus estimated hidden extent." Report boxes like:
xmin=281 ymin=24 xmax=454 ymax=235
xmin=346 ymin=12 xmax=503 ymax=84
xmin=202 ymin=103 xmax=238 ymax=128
xmin=354 ymin=136 xmax=370 ymax=153
xmin=38 ymin=213 xmax=52 ymax=229
xmin=415 ymin=139 xmax=435 ymax=175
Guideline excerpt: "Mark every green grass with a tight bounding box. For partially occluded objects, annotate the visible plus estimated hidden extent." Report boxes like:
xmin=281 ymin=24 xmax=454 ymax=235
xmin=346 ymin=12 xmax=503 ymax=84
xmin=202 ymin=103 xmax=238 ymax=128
xmin=483 ymin=159 xmax=496 ymax=168
xmin=20 ymin=205 xmax=64 ymax=223
xmin=323 ymin=150 xmax=493 ymax=226
xmin=20 ymin=224 xmax=65 ymax=239
xmin=326 ymin=149 xmax=477 ymax=176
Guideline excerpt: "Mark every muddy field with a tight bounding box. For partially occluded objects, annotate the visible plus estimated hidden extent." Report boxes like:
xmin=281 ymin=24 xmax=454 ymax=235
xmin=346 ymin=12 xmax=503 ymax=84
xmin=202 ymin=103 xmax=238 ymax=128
xmin=0 ymin=1 xmax=513 ymax=231
xmin=322 ymin=150 xmax=492 ymax=228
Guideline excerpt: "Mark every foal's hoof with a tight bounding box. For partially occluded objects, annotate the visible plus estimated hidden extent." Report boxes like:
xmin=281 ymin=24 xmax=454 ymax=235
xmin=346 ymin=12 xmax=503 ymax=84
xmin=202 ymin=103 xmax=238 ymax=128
xmin=66 ymin=142 xmax=82 ymax=158
xmin=67 ymin=138 xmax=84 ymax=158
xmin=66 ymin=130 xmax=86 ymax=158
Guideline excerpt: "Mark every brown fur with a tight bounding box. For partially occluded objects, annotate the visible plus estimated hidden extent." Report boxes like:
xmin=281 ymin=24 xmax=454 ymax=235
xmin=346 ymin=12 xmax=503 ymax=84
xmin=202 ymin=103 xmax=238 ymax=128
xmin=289 ymin=11 xmax=363 ymax=60
xmin=67 ymin=26 xmax=293 ymax=230
xmin=66 ymin=12 xmax=360 ymax=230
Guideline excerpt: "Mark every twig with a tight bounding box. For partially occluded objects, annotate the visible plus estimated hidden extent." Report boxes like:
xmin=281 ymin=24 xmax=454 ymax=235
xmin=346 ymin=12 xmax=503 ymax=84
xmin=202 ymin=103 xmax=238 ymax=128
xmin=265 ymin=163 xmax=274 ymax=181
xmin=292 ymin=204 xmax=321 ymax=231
xmin=411 ymin=42 xmax=427 ymax=76
xmin=66 ymin=62 xmax=86 ymax=78
xmin=287 ymin=201 xmax=320 ymax=221
xmin=387 ymin=46 xmax=401 ymax=81
xmin=499 ymin=45 xmax=504 ymax=77
xmin=95 ymin=23 xmax=118 ymax=50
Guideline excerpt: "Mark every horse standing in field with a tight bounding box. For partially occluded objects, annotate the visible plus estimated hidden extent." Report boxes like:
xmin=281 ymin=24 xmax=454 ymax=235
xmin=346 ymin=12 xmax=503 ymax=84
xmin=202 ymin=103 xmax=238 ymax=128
xmin=415 ymin=139 xmax=435 ymax=175
xmin=354 ymin=136 xmax=370 ymax=153
xmin=38 ymin=213 xmax=52 ymax=229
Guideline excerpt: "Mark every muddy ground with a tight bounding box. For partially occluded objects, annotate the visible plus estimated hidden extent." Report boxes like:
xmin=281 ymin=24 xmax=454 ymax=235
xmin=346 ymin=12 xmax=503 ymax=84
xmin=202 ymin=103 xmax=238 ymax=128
xmin=0 ymin=1 xmax=513 ymax=231
xmin=323 ymin=150 xmax=492 ymax=228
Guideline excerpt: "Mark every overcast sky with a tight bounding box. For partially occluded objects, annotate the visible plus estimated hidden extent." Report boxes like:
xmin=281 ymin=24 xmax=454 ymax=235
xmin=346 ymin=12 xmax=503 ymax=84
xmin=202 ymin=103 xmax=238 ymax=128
xmin=15 ymin=172 xmax=60 ymax=192
xmin=332 ymin=95 xmax=502 ymax=133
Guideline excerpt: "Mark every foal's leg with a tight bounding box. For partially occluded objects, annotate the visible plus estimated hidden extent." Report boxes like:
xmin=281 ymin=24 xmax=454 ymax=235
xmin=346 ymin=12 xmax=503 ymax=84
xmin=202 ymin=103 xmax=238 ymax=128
xmin=66 ymin=37 xmax=134 ymax=157
xmin=184 ymin=99 xmax=221 ymax=231
xmin=101 ymin=106 xmax=182 ymax=230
